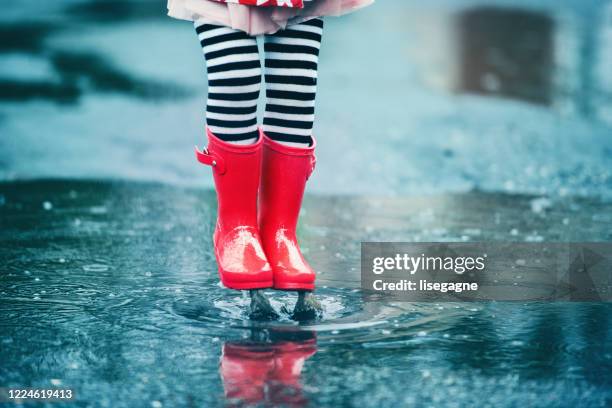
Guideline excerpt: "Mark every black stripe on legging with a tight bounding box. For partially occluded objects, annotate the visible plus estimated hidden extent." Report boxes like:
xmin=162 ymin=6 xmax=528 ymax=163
xmin=214 ymin=130 xmax=260 ymax=142
xmin=208 ymin=91 xmax=260 ymax=101
xmin=207 ymin=60 xmax=260 ymax=74
xmin=209 ymin=75 xmax=261 ymax=87
xmin=269 ymin=29 xmax=322 ymax=43
xmin=265 ymin=104 xmax=315 ymax=115
xmin=265 ymin=59 xmax=318 ymax=71
xmin=301 ymin=18 xmax=324 ymax=28
xmin=265 ymin=75 xmax=316 ymax=86
xmin=264 ymin=131 xmax=313 ymax=145
xmin=200 ymin=32 xmax=251 ymax=47
xmin=195 ymin=24 xmax=225 ymax=34
xmin=263 ymin=43 xmax=320 ymax=56
xmin=207 ymin=105 xmax=258 ymax=115
xmin=263 ymin=117 xmax=313 ymax=130
xmin=207 ymin=117 xmax=258 ymax=128
xmin=266 ymin=90 xmax=315 ymax=101
xmin=205 ymin=45 xmax=259 ymax=61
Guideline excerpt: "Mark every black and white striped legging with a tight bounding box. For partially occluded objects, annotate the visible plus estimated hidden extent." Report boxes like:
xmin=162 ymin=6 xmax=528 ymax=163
xmin=195 ymin=18 xmax=323 ymax=147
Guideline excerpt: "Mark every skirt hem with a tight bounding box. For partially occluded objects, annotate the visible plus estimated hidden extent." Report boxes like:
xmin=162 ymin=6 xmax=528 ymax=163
xmin=167 ymin=0 xmax=374 ymax=35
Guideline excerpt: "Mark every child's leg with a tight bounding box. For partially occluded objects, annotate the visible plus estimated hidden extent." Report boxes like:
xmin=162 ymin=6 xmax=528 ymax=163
xmin=195 ymin=21 xmax=261 ymax=145
xmin=195 ymin=21 xmax=278 ymax=318
xmin=257 ymin=19 xmax=325 ymax=307
xmin=263 ymin=18 xmax=323 ymax=147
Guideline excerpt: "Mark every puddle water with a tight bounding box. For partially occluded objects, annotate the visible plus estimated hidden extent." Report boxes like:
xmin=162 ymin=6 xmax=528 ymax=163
xmin=1 ymin=180 xmax=611 ymax=407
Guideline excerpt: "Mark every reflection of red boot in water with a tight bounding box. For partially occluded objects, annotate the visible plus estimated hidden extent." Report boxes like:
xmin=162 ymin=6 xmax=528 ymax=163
xmin=267 ymin=340 xmax=317 ymax=406
xmin=220 ymin=345 xmax=275 ymax=404
xmin=220 ymin=332 xmax=317 ymax=406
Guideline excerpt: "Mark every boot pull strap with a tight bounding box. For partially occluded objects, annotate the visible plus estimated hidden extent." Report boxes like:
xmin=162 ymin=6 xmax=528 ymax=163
xmin=307 ymin=153 xmax=316 ymax=179
xmin=195 ymin=146 xmax=226 ymax=174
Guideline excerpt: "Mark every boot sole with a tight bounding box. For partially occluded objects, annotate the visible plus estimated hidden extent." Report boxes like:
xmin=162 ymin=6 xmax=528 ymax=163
xmin=220 ymin=275 xmax=273 ymax=290
xmin=273 ymin=282 xmax=315 ymax=291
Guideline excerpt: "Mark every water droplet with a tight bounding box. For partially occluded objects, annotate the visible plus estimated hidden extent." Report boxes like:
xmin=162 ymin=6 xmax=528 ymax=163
xmin=83 ymin=264 xmax=109 ymax=272
xmin=34 ymin=277 xmax=40 ymax=282
xmin=89 ymin=206 xmax=108 ymax=214
xmin=42 ymin=201 xmax=53 ymax=210
xmin=331 ymin=330 xmax=340 ymax=335
xmin=443 ymin=333 xmax=450 ymax=338
xmin=50 ymin=379 xmax=62 ymax=386
xmin=59 ymin=258 xmax=66 ymax=263
xmin=151 ymin=401 xmax=162 ymax=408
xmin=381 ymin=329 xmax=391 ymax=335
xmin=417 ymin=331 xmax=427 ymax=337
xmin=525 ymin=233 xmax=544 ymax=242
xmin=530 ymin=197 xmax=551 ymax=214
xmin=463 ymin=228 xmax=481 ymax=236
xmin=145 ymin=271 xmax=152 ymax=277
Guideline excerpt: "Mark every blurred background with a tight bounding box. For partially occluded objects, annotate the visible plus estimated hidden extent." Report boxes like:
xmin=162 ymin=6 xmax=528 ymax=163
xmin=1 ymin=0 xmax=611 ymax=198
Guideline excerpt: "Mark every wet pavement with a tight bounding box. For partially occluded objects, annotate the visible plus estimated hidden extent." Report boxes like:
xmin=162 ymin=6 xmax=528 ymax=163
xmin=1 ymin=0 xmax=612 ymax=407
xmin=1 ymin=180 xmax=612 ymax=407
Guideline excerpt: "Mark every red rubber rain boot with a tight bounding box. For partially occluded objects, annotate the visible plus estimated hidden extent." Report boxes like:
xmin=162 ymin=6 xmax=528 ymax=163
xmin=195 ymin=128 xmax=273 ymax=290
xmin=269 ymin=339 xmax=317 ymax=405
xmin=220 ymin=344 xmax=274 ymax=404
xmin=258 ymin=132 xmax=317 ymax=290
xmin=220 ymin=337 xmax=317 ymax=407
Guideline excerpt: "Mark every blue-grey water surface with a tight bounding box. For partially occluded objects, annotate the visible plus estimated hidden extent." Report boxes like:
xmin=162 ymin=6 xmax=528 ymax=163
xmin=1 ymin=180 xmax=612 ymax=407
